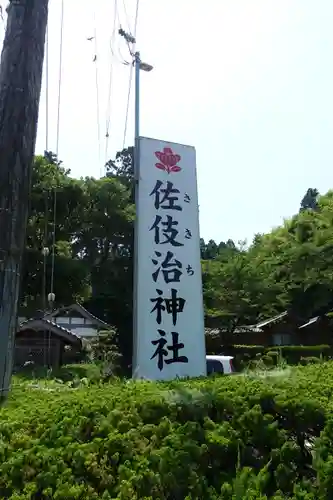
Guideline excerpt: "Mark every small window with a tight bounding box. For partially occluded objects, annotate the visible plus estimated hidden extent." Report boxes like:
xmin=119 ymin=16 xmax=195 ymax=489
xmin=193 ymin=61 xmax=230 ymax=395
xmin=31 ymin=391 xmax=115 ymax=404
xmin=206 ymin=359 xmax=224 ymax=375
xmin=272 ymin=333 xmax=291 ymax=346
xmin=57 ymin=316 xmax=70 ymax=324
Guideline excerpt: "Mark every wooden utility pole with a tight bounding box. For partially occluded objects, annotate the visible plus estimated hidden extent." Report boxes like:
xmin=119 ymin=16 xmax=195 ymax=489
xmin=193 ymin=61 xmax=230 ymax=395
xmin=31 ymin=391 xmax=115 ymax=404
xmin=0 ymin=0 xmax=49 ymax=401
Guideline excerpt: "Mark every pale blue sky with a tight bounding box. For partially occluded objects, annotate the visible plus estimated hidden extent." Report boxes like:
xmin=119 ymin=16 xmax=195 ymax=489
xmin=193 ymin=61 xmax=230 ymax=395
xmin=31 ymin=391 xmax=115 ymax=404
xmin=2 ymin=1 xmax=333 ymax=245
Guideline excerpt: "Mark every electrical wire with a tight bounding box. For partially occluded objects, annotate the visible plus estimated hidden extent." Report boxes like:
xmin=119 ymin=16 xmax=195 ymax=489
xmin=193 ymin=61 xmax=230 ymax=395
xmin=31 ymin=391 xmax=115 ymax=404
xmin=104 ymin=0 xmax=118 ymax=168
xmin=45 ymin=23 xmax=49 ymax=151
xmin=112 ymin=44 xmax=130 ymax=66
xmin=116 ymin=1 xmax=136 ymax=64
xmin=92 ymin=9 xmax=102 ymax=176
xmin=122 ymin=65 xmax=133 ymax=150
xmin=116 ymin=42 xmax=131 ymax=65
xmin=43 ymin=193 xmax=48 ymax=366
xmin=43 ymin=19 xmax=49 ymax=363
xmin=121 ymin=0 xmax=131 ymax=33
xmin=133 ymin=0 xmax=140 ymax=41
xmin=122 ymin=0 xmax=140 ymax=149
xmin=43 ymin=16 xmax=49 ymax=314
xmin=43 ymin=11 xmax=51 ymax=366
xmin=55 ymin=0 xmax=64 ymax=159
xmin=50 ymin=0 xmax=64 ymax=303
xmin=44 ymin=17 xmax=50 ymax=316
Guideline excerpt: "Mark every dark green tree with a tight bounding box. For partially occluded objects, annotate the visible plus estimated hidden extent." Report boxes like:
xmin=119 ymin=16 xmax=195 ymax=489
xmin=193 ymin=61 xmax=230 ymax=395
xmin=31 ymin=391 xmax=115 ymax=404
xmin=20 ymin=155 xmax=89 ymax=315
xmin=300 ymin=188 xmax=319 ymax=212
xmin=84 ymin=148 xmax=135 ymax=370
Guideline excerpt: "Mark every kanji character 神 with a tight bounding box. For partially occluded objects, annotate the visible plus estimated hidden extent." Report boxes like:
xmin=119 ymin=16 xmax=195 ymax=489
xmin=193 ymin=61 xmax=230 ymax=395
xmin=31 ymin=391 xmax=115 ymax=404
xmin=150 ymin=288 xmax=186 ymax=326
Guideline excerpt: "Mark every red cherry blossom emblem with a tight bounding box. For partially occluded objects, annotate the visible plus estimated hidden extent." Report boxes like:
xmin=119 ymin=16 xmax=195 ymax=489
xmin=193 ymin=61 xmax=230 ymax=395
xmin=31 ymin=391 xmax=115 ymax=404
xmin=155 ymin=147 xmax=181 ymax=174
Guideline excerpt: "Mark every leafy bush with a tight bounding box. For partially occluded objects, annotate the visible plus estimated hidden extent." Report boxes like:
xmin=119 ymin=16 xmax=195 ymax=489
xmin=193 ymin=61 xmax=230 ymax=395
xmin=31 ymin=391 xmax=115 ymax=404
xmin=276 ymin=345 xmax=331 ymax=365
xmin=261 ymin=354 xmax=274 ymax=368
xmin=2 ymin=363 xmax=333 ymax=497
xmin=14 ymin=363 xmax=103 ymax=384
xmin=88 ymin=328 xmax=123 ymax=377
xmin=300 ymin=356 xmax=322 ymax=365
xmin=216 ymin=345 xmax=333 ymax=367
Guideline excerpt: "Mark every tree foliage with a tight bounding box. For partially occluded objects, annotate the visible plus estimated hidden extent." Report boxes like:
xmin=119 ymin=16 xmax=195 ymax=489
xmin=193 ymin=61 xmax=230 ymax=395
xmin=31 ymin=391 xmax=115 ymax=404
xmin=202 ymin=188 xmax=333 ymax=326
xmin=300 ymin=188 xmax=319 ymax=212
xmin=22 ymin=151 xmax=333 ymax=364
xmin=21 ymin=149 xmax=134 ymax=366
xmin=88 ymin=328 xmax=122 ymax=376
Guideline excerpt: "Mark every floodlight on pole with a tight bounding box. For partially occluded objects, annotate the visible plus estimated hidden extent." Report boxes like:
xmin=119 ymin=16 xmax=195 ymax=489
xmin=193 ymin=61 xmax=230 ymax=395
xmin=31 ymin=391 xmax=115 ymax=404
xmin=139 ymin=61 xmax=153 ymax=73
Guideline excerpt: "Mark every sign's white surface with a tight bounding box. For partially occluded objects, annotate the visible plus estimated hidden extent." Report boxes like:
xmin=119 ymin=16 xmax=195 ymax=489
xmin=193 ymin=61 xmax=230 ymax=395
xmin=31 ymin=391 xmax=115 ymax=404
xmin=133 ymin=137 xmax=206 ymax=380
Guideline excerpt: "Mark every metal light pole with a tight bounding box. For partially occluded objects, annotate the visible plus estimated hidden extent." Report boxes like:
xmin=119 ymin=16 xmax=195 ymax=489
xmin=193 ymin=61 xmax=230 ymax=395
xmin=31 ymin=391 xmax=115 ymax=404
xmin=132 ymin=51 xmax=153 ymax=374
xmin=118 ymin=28 xmax=153 ymax=373
xmin=134 ymin=51 xmax=153 ymax=142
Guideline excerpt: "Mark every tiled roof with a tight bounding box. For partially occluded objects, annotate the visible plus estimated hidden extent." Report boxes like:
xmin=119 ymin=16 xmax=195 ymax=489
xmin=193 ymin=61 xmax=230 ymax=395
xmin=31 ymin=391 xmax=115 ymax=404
xmin=255 ymin=312 xmax=288 ymax=328
xmin=205 ymin=326 xmax=263 ymax=335
xmin=299 ymin=316 xmax=320 ymax=329
xmin=44 ymin=303 xmax=109 ymax=327
xmin=18 ymin=318 xmax=82 ymax=345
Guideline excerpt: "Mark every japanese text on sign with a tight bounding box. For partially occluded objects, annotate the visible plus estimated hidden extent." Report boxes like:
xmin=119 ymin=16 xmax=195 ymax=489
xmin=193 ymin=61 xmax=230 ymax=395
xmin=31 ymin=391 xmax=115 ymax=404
xmin=134 ymin=138 xmax=206 ymax=380
xmin=148 ymin=149 xmax=196 ymax=372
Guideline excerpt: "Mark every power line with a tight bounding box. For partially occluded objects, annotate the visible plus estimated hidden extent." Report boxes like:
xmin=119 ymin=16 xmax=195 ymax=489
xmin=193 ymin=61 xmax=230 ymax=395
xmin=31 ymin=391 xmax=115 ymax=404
xmin=121 ymin=0 xmax=140 ymax=149
xmin=50 ymin=0 xmax=65 ymax=304
xmin=56 ymin=0 xmax=64 ymax=158
xmin=122 ymin=65 xmax=133 ymax=150
xmin=121 ymin=0 xmax=131 ymax=33
xmin=45 ymin=22 xmax=49 ymax=151
xmin=92 ymin=9 xmax=102 ymax=176
xmin=104 ymin=0 xmax=118 ymax=167
xmin=133 ymin=0 xmax=140 ymax=40
xmin=43 ymin=12 xmax=50 ymax=365
xmin=115 ymin=6 xmax=131 ymax=66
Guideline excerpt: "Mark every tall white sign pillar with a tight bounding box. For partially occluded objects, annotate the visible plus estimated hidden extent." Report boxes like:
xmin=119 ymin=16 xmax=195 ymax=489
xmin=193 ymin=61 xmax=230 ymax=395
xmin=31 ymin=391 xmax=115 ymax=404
xmin=133 ymin=137 xmax=206 ymax=380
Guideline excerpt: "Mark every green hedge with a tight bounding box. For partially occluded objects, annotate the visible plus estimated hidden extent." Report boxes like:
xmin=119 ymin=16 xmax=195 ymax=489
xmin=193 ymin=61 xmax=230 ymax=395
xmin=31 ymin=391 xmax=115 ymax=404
xmin=219 ymin=344 xmax=333 ymax=366
xmin=276 ymin=345 xmax=332 ymax=364
xmin=3 ymin=364 xmax=333 ymax=497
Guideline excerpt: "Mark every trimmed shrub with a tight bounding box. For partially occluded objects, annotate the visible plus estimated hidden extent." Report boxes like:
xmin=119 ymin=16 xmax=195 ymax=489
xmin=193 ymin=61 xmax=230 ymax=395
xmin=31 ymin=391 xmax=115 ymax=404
xmin=300 ymin=356 xmax=322 ymax=365
xmin=212 ymin=344 xmax=333 ymax=367
xmin=3 ymin=363 xmax=333 ymax=497
xmin=277 ymin=345 xmax=332 ymax=364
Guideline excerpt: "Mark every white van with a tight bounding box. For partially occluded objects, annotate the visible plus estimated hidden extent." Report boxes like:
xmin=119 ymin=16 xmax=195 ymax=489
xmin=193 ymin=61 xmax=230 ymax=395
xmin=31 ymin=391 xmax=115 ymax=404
xmin=206 ymin=355 xmax=235 ymax=375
